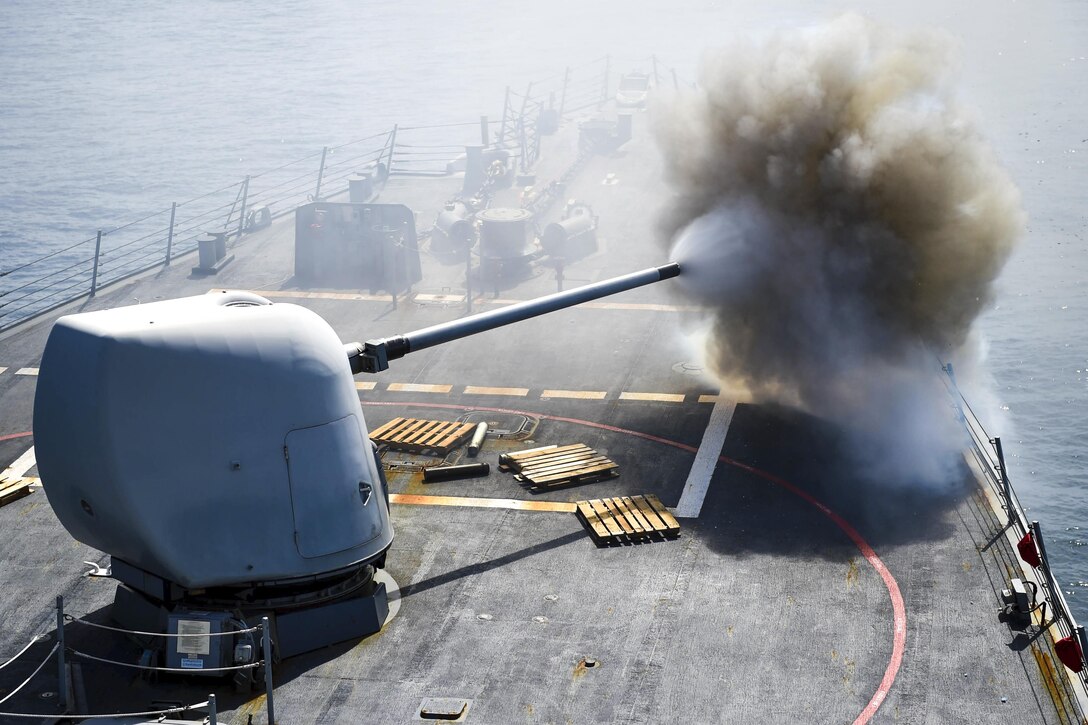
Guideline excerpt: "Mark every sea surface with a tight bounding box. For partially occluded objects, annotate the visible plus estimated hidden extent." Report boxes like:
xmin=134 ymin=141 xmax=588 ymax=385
xmin=0 ymin=1 xmax=1085 ymax=617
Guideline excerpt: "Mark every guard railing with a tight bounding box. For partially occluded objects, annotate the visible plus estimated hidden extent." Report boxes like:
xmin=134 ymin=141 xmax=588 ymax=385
xmin=942 ymin=363 xmax=1088 ymax=719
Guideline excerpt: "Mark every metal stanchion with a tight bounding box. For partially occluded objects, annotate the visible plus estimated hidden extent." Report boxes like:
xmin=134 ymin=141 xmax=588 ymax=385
xmin=56 ymin=596 xmax=67 ymax=711
xmin=262 ymin=617 xmax=275 ymax=724
xmin=208 ymin=693 xmax=217 ymax=725
xmin=89 ymin=231 xmax=102 ymax=297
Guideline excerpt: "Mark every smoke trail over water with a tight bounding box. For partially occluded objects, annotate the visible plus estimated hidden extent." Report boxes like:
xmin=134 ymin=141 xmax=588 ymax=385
xmin=656 ymin=15 xmax=1024 ymax=487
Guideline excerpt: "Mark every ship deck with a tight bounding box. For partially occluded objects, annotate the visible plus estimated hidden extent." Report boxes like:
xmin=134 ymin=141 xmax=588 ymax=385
xmin=0 ymin=104 xmax=1079 ymax=724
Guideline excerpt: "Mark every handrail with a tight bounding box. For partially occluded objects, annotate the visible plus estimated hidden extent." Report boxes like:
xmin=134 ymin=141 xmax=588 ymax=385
xmin=0 ymin=57 xmax=615 ymax=333
xmin=942 ymin=363 xmax=1088 ymax=706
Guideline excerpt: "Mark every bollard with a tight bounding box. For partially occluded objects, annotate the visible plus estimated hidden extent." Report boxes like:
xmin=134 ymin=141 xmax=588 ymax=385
xmin=56 ymin=595 xmax=67 ymax=711
xmin=208 ymin=693 xmax=217 ymax=725
xmin=262 ymin=617 xmax=275 ymax=724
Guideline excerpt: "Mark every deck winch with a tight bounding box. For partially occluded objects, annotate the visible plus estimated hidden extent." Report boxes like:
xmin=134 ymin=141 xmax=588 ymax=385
xmin=32 ymin=263 xmax=679 ymax=669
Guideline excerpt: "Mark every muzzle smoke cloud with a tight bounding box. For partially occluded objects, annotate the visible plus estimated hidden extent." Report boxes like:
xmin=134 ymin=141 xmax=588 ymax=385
xmin=656 ymin=15 xmax=1024 ymax=487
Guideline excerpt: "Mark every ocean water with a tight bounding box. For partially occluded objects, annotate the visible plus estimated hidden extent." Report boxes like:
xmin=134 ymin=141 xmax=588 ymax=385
xmin=0 ymin=1 xmax=1084 ymax=617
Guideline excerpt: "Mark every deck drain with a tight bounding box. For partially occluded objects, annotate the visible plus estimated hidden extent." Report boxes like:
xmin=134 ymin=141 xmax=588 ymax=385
xmin=544 ymin=594 xmax=558 ymax=602
xmin=532 ymin=616 xmax=549 ymax=624
xmin=476 ymin=613 xmax=493 ymax=621
xmin=419 ymin=697 xmax=471 ymax=721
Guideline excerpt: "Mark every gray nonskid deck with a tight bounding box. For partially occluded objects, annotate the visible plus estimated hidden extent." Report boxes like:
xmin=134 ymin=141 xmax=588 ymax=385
xmin=0 ymin=105 xmax=1074 ymax=723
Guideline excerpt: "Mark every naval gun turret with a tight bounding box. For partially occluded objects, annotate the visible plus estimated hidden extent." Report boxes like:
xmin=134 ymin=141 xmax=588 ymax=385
xmin=31 ymin=262 xmax=679 ymax=669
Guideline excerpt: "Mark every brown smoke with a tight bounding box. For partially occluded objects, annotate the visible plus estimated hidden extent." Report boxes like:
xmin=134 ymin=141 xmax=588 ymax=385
xmin=656 ymin=15 xmax=1024 ymax=486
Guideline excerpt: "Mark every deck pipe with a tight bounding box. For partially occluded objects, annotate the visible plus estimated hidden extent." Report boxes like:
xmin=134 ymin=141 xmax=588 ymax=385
xmin=348 ymin=262 xmax=680 ymax=373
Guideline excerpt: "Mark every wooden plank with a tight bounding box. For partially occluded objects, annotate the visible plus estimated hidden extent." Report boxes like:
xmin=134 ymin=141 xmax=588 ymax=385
xmin=368 ymin=417 xmax=407 ymax=440
xmin=601 ymin=498 xmax=636 ymax=536
xmin=521 ymin=459 xmax=614 ymax=481
xmin=411 ymin=420 xmax=459 ymax=447
xmin=505 ymin=443 xmax=588 ymax=462
xmin=515 ymin=450 xmax=600 ymax=471
xmin=630 ymin=495 xmax=669 ymax=533
xmin=589 ymin=499 xmax=624 ymax=538
xmin=609 ymin=498 xmax=646 ymax=536
xmin=517 ymin=452 xmax=608 ymax=471
xmin=576 ymin=501 xmax=611 ymax=542
xmin=372 ymin=417 xmax=420 ymax=443
xmin=498 ymin=445 xmax=558 ymax=467
xmin=517 ymin=453 xmax=606 ymax=476
xmin=528 ymin=462 xmax=618 ymax=486
xmin=645 ymin=494 xmax=681 ymax=534
xmin=401 ymin=420 xmax=446 ymax=445
xmin=618 ymin=496 xmax=653 ymax=535
xmin=522 ymin=461 xmax=615 ymax=484
xmin=430 ymin=423 xmax=474 ymax=450
xmin=522 ymin=457 xmax=617 ymax=478
xmin=0 ymin=480 xmax=33 ymax=507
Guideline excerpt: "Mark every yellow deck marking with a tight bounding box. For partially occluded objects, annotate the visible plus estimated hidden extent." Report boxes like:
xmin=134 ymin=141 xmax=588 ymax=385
xmin=15 ymin=368 xmax=38 ymax=376
xmin=698 ymin=394 xmax=723 ymax=404
xmin=463 ymin=386 xmax=530 ymax=397
xmin=415 ymin=293 xmax=466 ymax=303
xmin=355 ymin=381 xmax=377 ymax=391
xmin=619 ymin=392 xmax=685 ymax=403
xmin=389 ymin=493 xmax=575 ymax=513
xmin=541 ymin=389 xmax=607 ymax=400
xmin=387 ymin=383 xmax=453 ymax=394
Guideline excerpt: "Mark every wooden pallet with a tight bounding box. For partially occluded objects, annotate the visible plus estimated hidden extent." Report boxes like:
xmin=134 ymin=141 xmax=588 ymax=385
xmin=0 ymin=476 xmax=35 ymax=508
xmin=499 ymin=443 xmax=618 ymax=490
xmin=369 ymin=417 xmax=475 ymax=455
xmin=575 ymin=494 xmax=680 ymax=545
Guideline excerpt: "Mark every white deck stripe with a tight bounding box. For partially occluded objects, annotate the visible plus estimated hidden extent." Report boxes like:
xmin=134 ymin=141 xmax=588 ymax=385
xmin=673 ymin=397 xmax=736 ymax=519
xmin=15 ymin=368 xmax=39 ymax=376
xmin=2 ymin=446 xmax=37 ymax=480
xmin=0 ymin=367 xmax=7 ymax=375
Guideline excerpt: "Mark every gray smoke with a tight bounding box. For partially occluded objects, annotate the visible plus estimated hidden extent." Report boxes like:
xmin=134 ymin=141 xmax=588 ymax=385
xmin=656 ymin=15 xmax=1024 ymax=487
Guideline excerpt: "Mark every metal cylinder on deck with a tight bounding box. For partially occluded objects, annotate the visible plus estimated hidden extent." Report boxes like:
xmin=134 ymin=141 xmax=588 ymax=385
xmin=435 ymin=203 xmax=474 ymax=249
xmin=423 ymin=462 xmax=490 ymax=482
xmin=616 ymin=111 xmax=634 ymax=145
xmin=197 ymin=231 xmax=227 ymax=268
xmin=468 ymin=422 xmax=489 ymax=457
xmin=477 ymin=207 xmax=534 ymax=280
xmin=197 ymin=234 xmax=218 ymax=269
xmin=349 ymin=173 xmax=374 ymax=202
xmin=541 ymin=212 xmax=597 ymax=259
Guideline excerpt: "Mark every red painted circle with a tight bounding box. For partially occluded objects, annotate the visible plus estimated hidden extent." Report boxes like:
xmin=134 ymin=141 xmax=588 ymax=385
xmin=0 ymin=431 xmax=33 ymax=442
xmin=361 ymin=400 xmax=906 ymax=723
